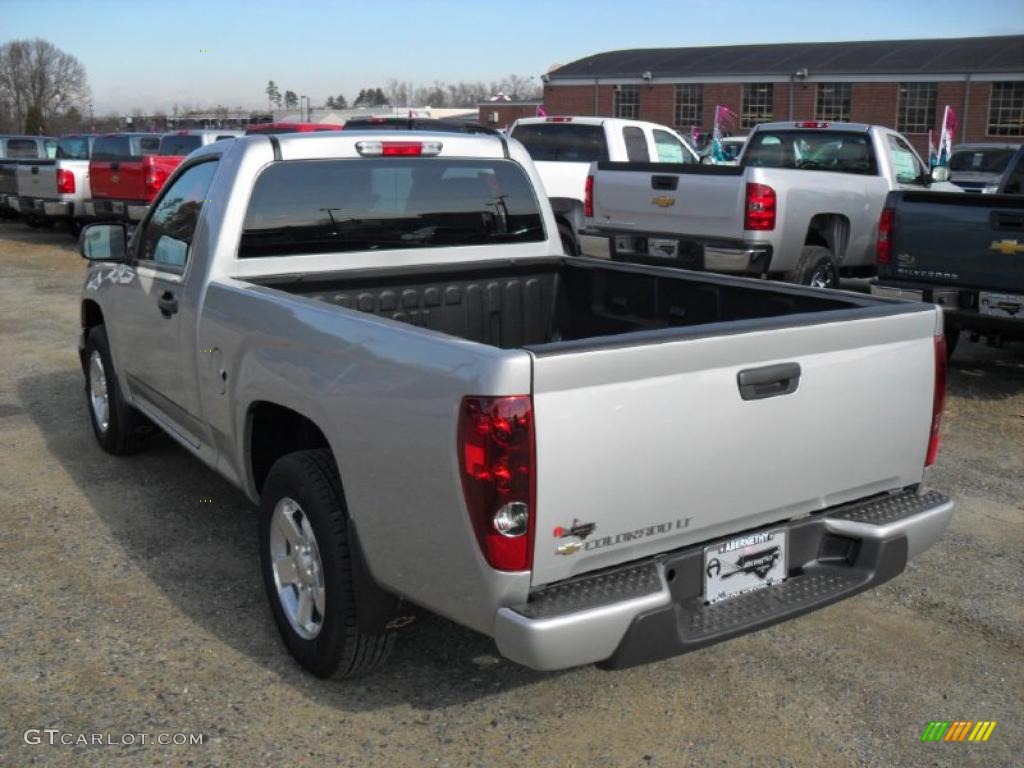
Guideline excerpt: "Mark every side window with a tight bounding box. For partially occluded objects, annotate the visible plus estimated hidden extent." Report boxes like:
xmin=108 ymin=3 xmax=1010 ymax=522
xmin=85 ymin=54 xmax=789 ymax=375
xmin=653 ymin=129 xmax=690 ymax=164
xmin=138 ymin=161 xmax=218 ymax=272
xmin=887 ymin=135 xmax=925 ymax=184
xmin=5 ymin=139 xmax=39 ymax=159
xmin=622 ymin=126 xmax=648 ymax=162
xmin=1002 ymin=155 xmax=1024 ymax=195
xmin=44 ymin=139 xmax=58 ymax=158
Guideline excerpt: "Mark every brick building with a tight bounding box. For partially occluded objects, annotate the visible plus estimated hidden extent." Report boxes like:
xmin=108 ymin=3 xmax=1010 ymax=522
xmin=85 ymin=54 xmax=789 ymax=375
xmin=540 ymin=35 xmax=1024 ymax=156
xmin=477 ymin=99 xmax=543 ymax=129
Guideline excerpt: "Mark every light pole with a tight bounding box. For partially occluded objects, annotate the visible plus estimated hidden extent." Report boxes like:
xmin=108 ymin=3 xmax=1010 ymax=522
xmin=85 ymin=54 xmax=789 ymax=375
xmin=301 ymin=95 xmax=309 ymax=122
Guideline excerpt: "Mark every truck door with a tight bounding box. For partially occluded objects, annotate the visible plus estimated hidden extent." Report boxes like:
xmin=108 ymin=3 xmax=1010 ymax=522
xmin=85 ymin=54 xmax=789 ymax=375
xmin=117 ymin=159 xmax=218 ymax=447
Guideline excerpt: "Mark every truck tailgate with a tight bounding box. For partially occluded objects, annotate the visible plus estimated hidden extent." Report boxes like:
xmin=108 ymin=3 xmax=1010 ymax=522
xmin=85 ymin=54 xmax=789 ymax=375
xmin=90 ymin=159 xmax=147 ymax=201
xmin=590 ymin=162 xmax=744 ymax=238
xmin=889 ymin=191 xmax=1024 ymax=293
xmin=17 ymin=161 xmax=58 ymax=198
xmin=528 ymin=307 xmax=938 ymax=586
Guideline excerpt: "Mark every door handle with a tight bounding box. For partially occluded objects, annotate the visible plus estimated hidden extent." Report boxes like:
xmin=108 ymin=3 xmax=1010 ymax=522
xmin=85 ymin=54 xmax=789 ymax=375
xmin=737 ymin=362 xmax=801 ymax=401
xmin=651 ymin=175 xmax=679 ymax=190
xmin=990 ymin=211 xmax=1024 ymax=231
xmin=157 ymin=291 xmax=179 ymax=318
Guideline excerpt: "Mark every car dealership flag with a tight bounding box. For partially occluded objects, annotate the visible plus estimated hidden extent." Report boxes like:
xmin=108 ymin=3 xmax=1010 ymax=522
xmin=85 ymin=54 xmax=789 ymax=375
xmin=536 ymin=105 xmax=547 ymax=117
xmin=711 ymin=105 xmax=737 ymax=163
xmin=936 ymin=106 xmax=958 ymax=167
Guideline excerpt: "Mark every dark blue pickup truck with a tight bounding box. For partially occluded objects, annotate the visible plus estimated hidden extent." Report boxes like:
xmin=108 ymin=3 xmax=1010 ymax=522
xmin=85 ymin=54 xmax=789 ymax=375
xmin=871 ymin=148 xmax=1024 ymax=356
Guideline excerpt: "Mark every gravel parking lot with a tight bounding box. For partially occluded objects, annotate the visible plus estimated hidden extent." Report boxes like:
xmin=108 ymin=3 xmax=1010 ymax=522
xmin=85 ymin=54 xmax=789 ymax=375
xmin=1 ymin=219 xmax=1021 ymax=767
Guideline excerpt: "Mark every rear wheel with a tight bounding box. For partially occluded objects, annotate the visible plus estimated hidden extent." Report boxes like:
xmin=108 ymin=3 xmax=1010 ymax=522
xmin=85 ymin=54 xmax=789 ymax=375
xmin=84 ymin=325 xmax=146 ymax=455
xmin=786 ymin=245 xmax=839 ymax=288
xmin=259 ymin=449 xmax=395 ymax=679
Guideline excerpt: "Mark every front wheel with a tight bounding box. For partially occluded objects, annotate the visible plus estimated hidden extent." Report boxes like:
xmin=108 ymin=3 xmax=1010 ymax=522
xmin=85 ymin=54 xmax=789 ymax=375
xmin=259 ymin=449 xmax=395 ymax=679
xmin=84 ymin=325 xmax=145 ymax=455
xmin=786 ymin=245 xmax=839 ymax=289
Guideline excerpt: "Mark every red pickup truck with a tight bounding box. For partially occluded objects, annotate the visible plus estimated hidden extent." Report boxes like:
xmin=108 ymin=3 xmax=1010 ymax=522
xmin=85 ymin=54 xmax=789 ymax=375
xmin=144 ymin=130 xmax=242 ymax=206
xmin=244 ymin=122 xmax=343 ymax=135
xmin=83 ymin=133 xmax=161 ymax=221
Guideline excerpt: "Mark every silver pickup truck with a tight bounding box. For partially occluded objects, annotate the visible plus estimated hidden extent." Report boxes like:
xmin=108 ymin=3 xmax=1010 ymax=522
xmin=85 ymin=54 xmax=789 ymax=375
xmin=76 ymin=129 xmax=953 ymax=679
xmin=14 ymin=135 xmax=95 ymax=233
xmin=0 ymin=135 xmax=58 ymax=218
xmin=586 ymin=122 xmax=960 ymax=287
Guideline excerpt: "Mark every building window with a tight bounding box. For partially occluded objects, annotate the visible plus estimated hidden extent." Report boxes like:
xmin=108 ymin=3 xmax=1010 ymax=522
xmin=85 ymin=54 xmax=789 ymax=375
xmin=614 ymin=85 xmax=639 ymax=119
xmin=741 ymin=83 xmax=773 ymax=128
xmin=816 ymin=83 xmax=851 ymax=122
xmin=674 ymin=84 xmax=703 ymax=128
xmin=896 ymin=83 xmax=937 ymax=134
xmin=988 ymin=82 xmax=1024 ymax=137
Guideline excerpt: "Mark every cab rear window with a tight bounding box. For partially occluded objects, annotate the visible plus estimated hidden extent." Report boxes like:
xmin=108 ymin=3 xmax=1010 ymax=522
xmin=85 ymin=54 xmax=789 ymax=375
xmin=91 ymin=136 xmax=133 ymax=160
xmin=510 ymin=123 xmax=609 ymax=163
xmin=159 ymin=135 xmax=203 ymax=156
xmin=744 ymin=130 xmax=877 ymax=175
xmin=57 ymin=137 xmax=91 ymax=160
xmin=239 ymin=158 xmax=545 ymax=258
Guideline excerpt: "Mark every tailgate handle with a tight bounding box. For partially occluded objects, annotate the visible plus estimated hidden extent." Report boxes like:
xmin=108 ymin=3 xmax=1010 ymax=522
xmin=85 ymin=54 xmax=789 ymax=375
xmin=110 ymin=161 xmax=120 ymax=171
xmin=990 ymin=211 xmax=1024 ymax=231
xmin=651 ymin=175 xmax=678 ymax=191
xmin=31 ymin=166 xmax=39 ymax=175
xmin=737 ymin=363 xmax=801 ymax=401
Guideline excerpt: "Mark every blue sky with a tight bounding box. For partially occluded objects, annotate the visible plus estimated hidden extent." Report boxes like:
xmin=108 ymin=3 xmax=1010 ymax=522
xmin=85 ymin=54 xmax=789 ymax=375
xmin=4 ymin=0 xmax=1022 ymax=113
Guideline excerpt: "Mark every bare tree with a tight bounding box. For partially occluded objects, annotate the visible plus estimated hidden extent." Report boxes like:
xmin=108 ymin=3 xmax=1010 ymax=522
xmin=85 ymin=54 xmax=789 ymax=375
xmin=0 ymin=39 xmax=90 ymax=133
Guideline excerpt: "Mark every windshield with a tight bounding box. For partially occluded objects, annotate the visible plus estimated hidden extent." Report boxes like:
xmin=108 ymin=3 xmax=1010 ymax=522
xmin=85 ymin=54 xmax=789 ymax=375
xmin=239 ymin=157 xmax=546 ymax=258
xmin=744 ymin=130 xmax=876 ymax=174
xmin=57 ymin=137 xmax=91 ymax=160
xmin=949 ymin=148 xmax=1015 ymax=173
xmin=159 ymin=135 xmax=203 ymax=156
xmin=510 ymin=123 xmax=609 ymax=163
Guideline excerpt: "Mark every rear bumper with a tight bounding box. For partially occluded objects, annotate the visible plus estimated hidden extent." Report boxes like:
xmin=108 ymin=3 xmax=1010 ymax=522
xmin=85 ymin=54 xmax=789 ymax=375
xmin=871 ymin=280 xmax=1024 ymax=338
xmin=42 ymin=200 xmax=75 ymax=217
xmin=605 ymin=231 xmax=772 ymax=275
xmin=494 ymin=488 xmax=952 ymax=671
xmin=84 ymin=199 xmax=147 ymax=221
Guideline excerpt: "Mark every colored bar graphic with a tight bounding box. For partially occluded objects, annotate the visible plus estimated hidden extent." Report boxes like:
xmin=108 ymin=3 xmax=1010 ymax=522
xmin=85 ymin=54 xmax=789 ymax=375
xmin=923 ymin=720 xmax=997 ymax=742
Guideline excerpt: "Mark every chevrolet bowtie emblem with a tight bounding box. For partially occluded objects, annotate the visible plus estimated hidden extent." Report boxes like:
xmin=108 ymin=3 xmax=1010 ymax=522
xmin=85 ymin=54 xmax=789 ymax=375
xmin=989 ymin=239 xmax=1024 ymax=255
xmin=652 ymin=196 xmax=676 ymax=208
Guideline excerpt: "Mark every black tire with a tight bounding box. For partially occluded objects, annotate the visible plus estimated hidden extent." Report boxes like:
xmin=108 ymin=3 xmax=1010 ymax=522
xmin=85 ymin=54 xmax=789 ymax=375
xmin=558 ymin=223 xmax=579 ymax=256
xmin=84 ymin=325 xmax=145 ymax=455
xmin=944 ymin=326 xmax=960 ymax=359
xmin=66 ymin=219 xmax=84 ymax=239
xmin=259 ymin=449 xmax=395 ymax=679
xmin=786 ymin=245 xmax=839 ymax=288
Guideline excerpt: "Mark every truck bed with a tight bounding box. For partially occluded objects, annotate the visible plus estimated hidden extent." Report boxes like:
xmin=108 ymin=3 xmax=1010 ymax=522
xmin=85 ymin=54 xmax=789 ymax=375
xmin=251 ymin=256 xmax=881 ymax=350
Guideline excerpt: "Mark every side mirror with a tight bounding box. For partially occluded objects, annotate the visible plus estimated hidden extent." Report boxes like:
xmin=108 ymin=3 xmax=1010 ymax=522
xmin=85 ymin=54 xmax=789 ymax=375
xmin=930 ymin=166 xmax=950 ymax=183
xmin=700 ymin=155 xmax=713 ymax=165
xmin=80 ymin=223 xmax=128 ymax=262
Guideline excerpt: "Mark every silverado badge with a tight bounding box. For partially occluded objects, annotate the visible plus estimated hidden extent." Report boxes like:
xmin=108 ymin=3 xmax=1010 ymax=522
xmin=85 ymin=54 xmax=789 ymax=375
xmin=651 ymin=196 xmax=676 ymax=208
xmin=989 ymin=239 xmax=1024 ymax=255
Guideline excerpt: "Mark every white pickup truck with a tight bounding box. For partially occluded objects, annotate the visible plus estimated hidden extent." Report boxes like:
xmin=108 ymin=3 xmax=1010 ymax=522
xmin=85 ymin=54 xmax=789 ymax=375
xmin=76 ymin=128 xmax=952 ymax=679
xmin=509 ymin=116 xmax=699 ymax=254
xmin=586 ymin=121 xmax=961 ymax=287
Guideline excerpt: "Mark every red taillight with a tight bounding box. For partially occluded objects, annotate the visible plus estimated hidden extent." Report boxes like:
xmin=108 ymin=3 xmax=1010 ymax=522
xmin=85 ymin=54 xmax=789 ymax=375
xmin=926 ymin=331 xmax=947 ymax=467
xmin=144 ymin=165 xmax=169 ymax=199
xmin=56 ymin=169 xmax=75 ymax=194
xmin=383 ymin=142 xmax=424 ymax=156
xmin=545 ymin=116 xmax=573 ymax=122
xmin=458 ymin=396 xmax=535 ymax=571
xmin=584 ymin=174 xmax=594 ymax=218
xmin=744 ymin=182 xmax=776 ymax=231
xmin=876 ymin=207 xmax=895 ymax=264
xmin=796 ymin=121 xmax=830 ymax=128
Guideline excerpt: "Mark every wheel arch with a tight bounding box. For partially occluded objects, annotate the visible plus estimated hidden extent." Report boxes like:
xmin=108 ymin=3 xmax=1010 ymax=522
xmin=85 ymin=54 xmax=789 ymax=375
xmin=804 ymin=213 xmax=851 ymax=260
xmin=246 ymin=400 xmax=332 ymax=497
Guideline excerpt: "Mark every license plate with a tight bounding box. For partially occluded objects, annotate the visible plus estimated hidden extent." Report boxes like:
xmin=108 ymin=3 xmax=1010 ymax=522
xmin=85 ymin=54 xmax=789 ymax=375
xmin=111 ymin=201 xmax=125 ymax=214
xmin=979 ymin=291 xmax=1023 ymax=319
xmin=648 ymin=238 xmax=678 ymax=258
xmin=704 ymin=529 xmax=787 ymax=604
